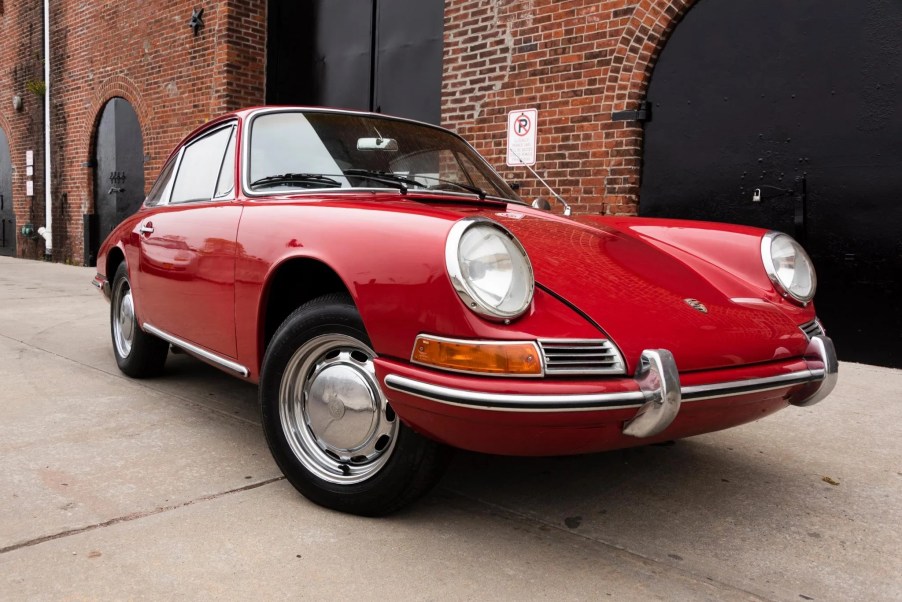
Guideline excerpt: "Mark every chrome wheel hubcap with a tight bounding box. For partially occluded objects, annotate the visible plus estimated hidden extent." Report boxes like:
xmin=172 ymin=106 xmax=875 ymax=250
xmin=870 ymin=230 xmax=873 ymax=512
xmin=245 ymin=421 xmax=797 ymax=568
xmin=279 ymin=334 xmax=398 ymax=485
xmin=113 ymin=279 xmax=135 ymax=358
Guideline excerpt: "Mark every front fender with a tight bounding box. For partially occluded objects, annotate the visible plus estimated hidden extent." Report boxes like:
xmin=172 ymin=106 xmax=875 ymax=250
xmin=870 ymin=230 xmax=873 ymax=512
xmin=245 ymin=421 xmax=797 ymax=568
xmin=234 ymin=197 xmax=606 ymax=380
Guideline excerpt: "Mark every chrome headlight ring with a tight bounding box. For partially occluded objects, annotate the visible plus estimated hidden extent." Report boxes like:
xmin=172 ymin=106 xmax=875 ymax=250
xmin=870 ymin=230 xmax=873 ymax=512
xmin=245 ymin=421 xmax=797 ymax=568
xmin=761 ymin=231 xmax=817 ymax=305
xmin=445 ymin=217 xmax=535 ymax=322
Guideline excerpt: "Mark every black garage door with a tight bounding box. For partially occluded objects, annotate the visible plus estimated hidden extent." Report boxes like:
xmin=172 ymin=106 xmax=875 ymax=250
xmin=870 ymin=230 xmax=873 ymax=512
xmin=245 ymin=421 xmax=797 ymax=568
xmin=266 ymin=0 xmax=443 ymax=125
xmin=640 ymin=0 xmax=902 ymax=368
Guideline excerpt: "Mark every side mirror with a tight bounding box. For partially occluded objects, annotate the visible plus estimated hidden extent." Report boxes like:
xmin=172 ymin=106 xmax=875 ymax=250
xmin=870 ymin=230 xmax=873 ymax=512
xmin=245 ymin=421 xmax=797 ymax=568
xmin=357 ymin=137 xmax=398 ymax=151
xmin=531 ymin=197 xmax=552 ymax=211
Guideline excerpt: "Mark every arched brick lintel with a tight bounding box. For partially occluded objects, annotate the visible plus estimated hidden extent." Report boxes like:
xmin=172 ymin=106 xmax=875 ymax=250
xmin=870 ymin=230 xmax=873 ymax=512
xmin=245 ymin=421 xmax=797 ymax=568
xmin=84 ymin=74 xmax=153 ymax=164
xmin=606 ymin=0 xmax=699 ymax=112
xmin=600 ymin=0 xmax=698 ymax=215
xmin=82 ymin=75 xmax=154 ymax=214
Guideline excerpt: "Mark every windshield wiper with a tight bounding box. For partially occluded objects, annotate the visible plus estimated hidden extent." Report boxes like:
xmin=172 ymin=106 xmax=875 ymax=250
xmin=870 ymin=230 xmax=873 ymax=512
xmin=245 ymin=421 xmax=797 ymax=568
xmin=250 ymin=173 xmax=341 ymax=189
xmin=426 ymin=177 xmax=486 ymax=200
xmin=342 ymin=169 xmax=416 ymax=193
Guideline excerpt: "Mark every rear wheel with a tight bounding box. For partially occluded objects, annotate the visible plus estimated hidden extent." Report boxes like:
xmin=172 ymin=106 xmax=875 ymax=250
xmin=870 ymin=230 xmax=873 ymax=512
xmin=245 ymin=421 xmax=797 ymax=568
xmin=110 ymin=263 xmax=168 ymax=378
xmin=261 ymin=294 xmax=449 ymax=516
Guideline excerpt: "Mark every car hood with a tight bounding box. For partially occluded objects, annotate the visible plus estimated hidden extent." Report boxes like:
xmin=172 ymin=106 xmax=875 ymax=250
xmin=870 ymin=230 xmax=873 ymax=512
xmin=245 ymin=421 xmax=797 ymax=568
xmin=481 ymin=209 xmax=808 ymax=372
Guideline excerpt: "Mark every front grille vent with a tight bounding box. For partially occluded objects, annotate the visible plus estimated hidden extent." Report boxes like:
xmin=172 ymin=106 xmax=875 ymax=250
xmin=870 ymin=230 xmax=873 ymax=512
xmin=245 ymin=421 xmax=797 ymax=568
xmin=538 ymin=339 xmax=626 ymax=376
xmin=799 ymin=318 xmax=825 ymax=340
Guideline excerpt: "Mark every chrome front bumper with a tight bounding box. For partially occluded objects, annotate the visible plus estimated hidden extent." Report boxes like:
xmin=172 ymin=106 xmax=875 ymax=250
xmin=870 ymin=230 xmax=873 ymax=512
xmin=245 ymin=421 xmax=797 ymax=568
xmin=383 ymin=335 xmax=838 ymax=439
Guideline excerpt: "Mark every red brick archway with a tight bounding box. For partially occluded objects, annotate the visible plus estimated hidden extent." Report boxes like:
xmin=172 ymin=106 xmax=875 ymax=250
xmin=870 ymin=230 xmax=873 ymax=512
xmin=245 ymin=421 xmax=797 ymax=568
xmin=600 ymin=0 xmax=698 ymax=214
xmin=441 ymin=0 xmax=698 ymax=216
xmin=84 ymin=75 xmax=154 ymax=214
xmin=606 ymin=0 xmax=698 ymax=113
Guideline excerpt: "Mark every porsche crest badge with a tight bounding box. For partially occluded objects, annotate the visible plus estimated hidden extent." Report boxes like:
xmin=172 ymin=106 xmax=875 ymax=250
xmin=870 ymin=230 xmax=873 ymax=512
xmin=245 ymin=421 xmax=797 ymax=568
xmin=684 ymin=298 xmax=708 ymax=314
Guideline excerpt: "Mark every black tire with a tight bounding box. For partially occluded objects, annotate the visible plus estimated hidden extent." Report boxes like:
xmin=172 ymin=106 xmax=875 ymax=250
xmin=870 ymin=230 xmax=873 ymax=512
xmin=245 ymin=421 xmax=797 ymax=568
xmin=110 ymin=263 xmax=168 ymax=378
xmin=260 ymin=293 xmax=450 ymax=516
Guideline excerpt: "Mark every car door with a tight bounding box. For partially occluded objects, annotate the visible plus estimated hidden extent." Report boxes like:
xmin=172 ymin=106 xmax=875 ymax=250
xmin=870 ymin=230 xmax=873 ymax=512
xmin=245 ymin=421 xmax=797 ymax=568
xmin=134 ymin=123 xmax=242 ymax=358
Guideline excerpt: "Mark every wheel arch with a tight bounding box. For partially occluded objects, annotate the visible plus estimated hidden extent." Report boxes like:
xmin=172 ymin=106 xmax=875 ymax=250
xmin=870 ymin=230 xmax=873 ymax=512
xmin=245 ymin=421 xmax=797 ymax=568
xmin=258 ymin=256 xmax=355 ymax=364
xmin=105 ymin=245 xmax=127 ymax=283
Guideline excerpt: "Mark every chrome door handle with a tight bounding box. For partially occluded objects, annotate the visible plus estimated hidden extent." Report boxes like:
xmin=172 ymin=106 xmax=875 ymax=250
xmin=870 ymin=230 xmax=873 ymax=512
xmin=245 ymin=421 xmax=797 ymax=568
xmin=139 ymin=225 xmax=154 ymax=234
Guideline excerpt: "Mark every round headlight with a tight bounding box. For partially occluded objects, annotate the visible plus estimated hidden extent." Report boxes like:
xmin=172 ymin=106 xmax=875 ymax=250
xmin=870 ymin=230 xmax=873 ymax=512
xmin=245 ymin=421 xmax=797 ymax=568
xmin=761 ymin=232 xmax=817 ymax=304
xmin=445 ymin=218 xmax=534 ymax=321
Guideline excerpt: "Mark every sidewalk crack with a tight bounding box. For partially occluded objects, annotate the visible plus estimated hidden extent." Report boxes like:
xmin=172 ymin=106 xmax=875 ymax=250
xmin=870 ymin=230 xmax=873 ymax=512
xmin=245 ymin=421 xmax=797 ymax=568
xmin=0 ymin=476 xmax=285 ymax=555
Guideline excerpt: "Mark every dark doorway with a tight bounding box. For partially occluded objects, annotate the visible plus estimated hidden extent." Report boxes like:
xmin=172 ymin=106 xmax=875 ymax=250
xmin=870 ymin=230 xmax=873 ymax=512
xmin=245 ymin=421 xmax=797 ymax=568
xmin=0 ymin=127 xmax=14 ymax=257
xmin=91 ymin=98 xmax=145 ymax=265
xmin=639 ymin=0 xmax=902 ymax=368
xmin=266 ymin=0 xmax=443 ymax=124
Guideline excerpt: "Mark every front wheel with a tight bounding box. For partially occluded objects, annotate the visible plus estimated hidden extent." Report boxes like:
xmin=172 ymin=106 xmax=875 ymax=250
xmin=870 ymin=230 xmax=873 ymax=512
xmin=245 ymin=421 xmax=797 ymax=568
xmin=260 ymin=294 xmax=449 ymax=516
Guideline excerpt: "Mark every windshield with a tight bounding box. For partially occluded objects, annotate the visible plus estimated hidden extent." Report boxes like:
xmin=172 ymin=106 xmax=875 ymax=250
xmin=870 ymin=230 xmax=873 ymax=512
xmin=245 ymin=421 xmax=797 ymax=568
xmin=246 ymin=110 xmax=521 ymax=202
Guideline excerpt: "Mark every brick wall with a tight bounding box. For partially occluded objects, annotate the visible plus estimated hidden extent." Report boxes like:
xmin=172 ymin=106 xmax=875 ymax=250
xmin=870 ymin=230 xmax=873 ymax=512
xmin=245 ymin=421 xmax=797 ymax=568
xmin=0 ymin=0 xmax=266 ymax=263
xmin=1 ymin=0 xmax=697 ymax=262
xmin=442 ymin=0 xmax=695 ymax=216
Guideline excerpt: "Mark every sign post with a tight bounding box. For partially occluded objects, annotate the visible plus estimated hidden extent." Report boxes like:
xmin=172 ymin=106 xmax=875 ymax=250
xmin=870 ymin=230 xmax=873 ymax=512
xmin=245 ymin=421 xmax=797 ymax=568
xmin=506 ymin=109 xmax=537 ymax=166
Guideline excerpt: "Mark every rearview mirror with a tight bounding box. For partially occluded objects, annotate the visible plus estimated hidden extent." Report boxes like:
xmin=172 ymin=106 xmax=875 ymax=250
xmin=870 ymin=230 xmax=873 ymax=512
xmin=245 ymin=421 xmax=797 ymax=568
xmin=357 ymin=137 xmax=398 ymax=151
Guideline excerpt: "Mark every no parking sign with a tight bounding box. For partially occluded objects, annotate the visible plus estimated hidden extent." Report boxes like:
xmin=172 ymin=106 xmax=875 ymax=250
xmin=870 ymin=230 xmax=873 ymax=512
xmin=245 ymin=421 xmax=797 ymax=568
xmin=506 ymin=109 xmax=537 ymax=166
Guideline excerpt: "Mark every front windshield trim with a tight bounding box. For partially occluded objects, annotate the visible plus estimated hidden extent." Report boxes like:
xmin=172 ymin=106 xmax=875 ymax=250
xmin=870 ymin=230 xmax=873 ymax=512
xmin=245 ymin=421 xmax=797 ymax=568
xmin=240 ymin=107 xmax=524 ymax=205
xmin=243 ymin=186 xmax=406 ymax=200
xmin=241 ymin=186 xmax=512 ymax=205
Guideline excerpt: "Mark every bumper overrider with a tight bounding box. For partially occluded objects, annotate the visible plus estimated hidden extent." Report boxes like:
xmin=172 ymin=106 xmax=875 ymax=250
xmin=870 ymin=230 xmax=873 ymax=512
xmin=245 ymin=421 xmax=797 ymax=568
xmin=92 ymin=273 xmax=112 ymax=302
xmin=381 ymin=335 xmax=837 ymax=444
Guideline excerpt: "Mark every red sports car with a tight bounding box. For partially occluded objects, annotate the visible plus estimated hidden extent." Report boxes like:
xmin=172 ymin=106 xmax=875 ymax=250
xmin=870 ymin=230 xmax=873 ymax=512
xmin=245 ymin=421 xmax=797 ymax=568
xmin=94 ymin=107 xmax=837 ymax=515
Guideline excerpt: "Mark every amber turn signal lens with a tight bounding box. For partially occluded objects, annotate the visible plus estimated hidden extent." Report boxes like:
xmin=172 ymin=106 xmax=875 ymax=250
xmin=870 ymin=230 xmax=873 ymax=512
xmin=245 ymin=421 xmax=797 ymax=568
xmin=411 ymin=335 xmax=542 ymax=376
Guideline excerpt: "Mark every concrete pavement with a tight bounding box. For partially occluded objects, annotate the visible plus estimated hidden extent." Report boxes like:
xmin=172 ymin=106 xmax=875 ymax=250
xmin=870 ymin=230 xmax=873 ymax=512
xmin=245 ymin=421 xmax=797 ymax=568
xmin=0 ymin=255 xmax=899 ymax=600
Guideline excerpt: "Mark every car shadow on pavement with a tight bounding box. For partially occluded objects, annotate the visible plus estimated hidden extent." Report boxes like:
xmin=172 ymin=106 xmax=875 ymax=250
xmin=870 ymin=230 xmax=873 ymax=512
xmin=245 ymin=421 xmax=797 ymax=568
xmin=428 ymin=436 xmax=807 ymax=549
xmin=149 ymin=352 xmax=260 ymax=424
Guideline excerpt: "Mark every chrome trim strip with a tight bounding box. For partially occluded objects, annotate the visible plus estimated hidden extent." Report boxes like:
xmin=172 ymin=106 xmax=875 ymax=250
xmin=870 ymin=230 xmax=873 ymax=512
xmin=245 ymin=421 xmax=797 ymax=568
xmin=143 ymin=323 xmax=249 ymax=377
xmin=384 ymin=365 xmax=826 ymax=413
xmin=384 ymin=374 xmax=646 ymax=412
xmin=681 ymin=369 xmax=824 ymax=402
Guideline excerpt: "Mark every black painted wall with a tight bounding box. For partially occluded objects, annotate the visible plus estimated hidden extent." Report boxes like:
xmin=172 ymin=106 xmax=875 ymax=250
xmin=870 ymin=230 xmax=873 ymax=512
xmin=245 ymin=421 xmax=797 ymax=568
xmin=640 ymin=0 xmax=902 ymax=368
